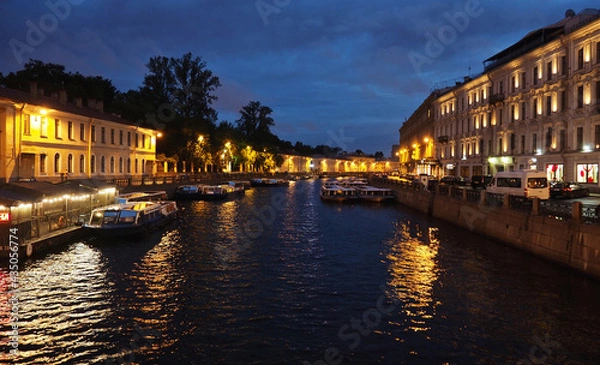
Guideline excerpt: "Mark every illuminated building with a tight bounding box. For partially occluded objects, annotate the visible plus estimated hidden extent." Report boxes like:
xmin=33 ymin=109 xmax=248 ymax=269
xmin=0 ymin=83 xmax=159 ymax=183
xmin=423 ymin=9 xmax=600 ymax=183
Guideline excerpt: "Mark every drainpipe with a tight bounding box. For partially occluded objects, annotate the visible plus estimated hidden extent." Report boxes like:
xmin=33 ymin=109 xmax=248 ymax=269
xmin=88 ymin=118 xmax=95 ymax=178
xmin=15 ymin=103 xmax=26 ymax=181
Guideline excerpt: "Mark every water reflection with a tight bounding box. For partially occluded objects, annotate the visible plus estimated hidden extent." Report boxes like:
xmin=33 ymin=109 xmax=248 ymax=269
xmin=4 ymin=243 xmax=114 ymax=364
xmin=386 ymin=220 xmax=440 ymax=333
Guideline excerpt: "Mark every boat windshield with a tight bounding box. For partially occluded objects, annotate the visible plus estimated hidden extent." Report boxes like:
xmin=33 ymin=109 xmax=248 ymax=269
xmin=102 ymin=211 xmax=119 ymax=225
xmin=118 ymin=210 xmax=138 ymax=223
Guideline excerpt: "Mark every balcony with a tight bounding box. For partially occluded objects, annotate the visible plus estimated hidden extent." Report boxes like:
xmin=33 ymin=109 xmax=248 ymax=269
xmin=488 ymin=93 xmax=505 ymax=105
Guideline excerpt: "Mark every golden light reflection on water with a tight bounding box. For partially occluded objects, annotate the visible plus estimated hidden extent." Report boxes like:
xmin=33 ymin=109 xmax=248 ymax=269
xmin=1 ymin=242 xmax=114 ymax=364
xmin=123 ymin=228 xmax=183 ymax=353
xmin=386 ymin=221 xmax=440 ymax=333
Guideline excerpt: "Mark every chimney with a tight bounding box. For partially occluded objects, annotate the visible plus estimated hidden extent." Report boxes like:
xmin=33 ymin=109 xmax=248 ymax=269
xmin=95 ymin=100 xmax=104 ymax=113
xmin=88 ymin=98 xmax=96 ymax=109
xmin=59 ymin=90 xmax=67 ymax=105
xmin=74 ymin=97 xmax=82 ymax=107
xmin=29 ymin=81 xmax=38 ymax=97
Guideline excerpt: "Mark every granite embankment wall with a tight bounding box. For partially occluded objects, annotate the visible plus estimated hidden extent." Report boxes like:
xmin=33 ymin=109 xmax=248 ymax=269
xmin=373 ymin=179 xmax=600 ymax=281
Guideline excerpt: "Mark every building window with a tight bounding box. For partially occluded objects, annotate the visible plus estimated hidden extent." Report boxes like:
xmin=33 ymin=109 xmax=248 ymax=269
xmin=546 ymin=61 xmax=552 ymax=81
xmin=499 ymin=81 xmax=504 ymax=94
xmin=511 ymin=76 xmax=516 ymax=92
xmin=67 ymin=154 xmax=73 ymax=173
xmin=100 ymin=156 xmax=105 ymax=173
xmin=135 ymin=158 xmax=139 ymax=173
xmin=142 ymin=134 xmax=146 ymax=149
xmin=510 ymin=133 xmax=516 ymax=153
xmin=91 ymin=155 xmax=96 ymax=174
xmin=119 ymin=130 xmax=124 ymax=145
xmin=546 ymin=95 xmax=552 ymax=116
xmin=520 ymin=135 xmax=525 ymax=154
xmin=54 ymin=153 xmax=60 ymax=174
xmin=479 ymin=139 xmax=485 ymax=156
xmin=40 ymin=117 xmax=48 ymax=138
xmin=532 ymin=133 xmax=538 ymax=152
xmin=520 ymin=102 xmax=526 ymax=121
xmin=577 ymin=85 xmax=584 ymax=108
xmin=110 ymin=128 xmax=115 ymax=144
xmin=511 ymin=105 xmax=516 ymax=122
xmin=577 ymin=127 xmax=584 ymax=150
xmin=91 ymin=125 xmax=96 ymax=142
xmin=597 ymin=42 xmax=600 ymax=64
xmin=576 ymin=164 xmax=598 ymax=183
xmin=533 ymin=98 xmax=538 ymax=118
xmin=498 ymin=109 xmax=503 ymax=125
xmin=110 ymin=156 xmax=115 ymax=173
xmin=119 ymin=157 xmax=123 ymax=173
xmin=578 ymin=48 xmax=584 ymax=69
xmin=142 ymin=159 xmax=145 ymax=174
xmin=545 ymin=127 xmax=552 ymax=149
xmin=23 ymin=114 xmax=31 ymax=135
xmin=521 ymin=72 xmax=526 ymax=89
xmin=68 ymin=121 xmax=74 ymax=140
xmin=135 ymin=133 xmax=139 ymax=148
xmin=101 ymin=127 xmax=106 ymax=143
xmin=561 ymin=55 xmax=567 ymax=75
xmin=595 ymin=125 xmax=600 ymax=149
xmin=498 ymin=138 xmax=503 ymax=154
xmin=79 ymin=155 xmax=85 ymax=173
xmin=127 ymin=158 xmax=131 ymax=174
xmin=40 ymin=154 xmax=47 ymax=174
xmin=55 ymin=119 xmax=62 ymax=139
xmin=80 ymin=123 xmax=85 ymax=141
xmin=533 ymin=66 xmax=539 ymax=85
xmin=127 ymin=132 xmax=131 ymax=146
xmin=560 ymin=129 xmax=566 ymax=151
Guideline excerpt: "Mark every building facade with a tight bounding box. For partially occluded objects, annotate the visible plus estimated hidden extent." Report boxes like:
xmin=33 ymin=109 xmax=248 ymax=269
xmin=416 ymin=8 xmax=600 ymax=184
xmin=0 ymin=84 xmax=159 ymax=183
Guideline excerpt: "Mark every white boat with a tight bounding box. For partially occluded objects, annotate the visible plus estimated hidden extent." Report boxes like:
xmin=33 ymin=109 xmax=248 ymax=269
xmin=353 ymin=185 xmax=396 ymax=203
xmin=84 ymin=200 xmax=178 ymax=237
xmin=174 ymin=183 xmax=244 ymax=201
xmin=115 ymin=190 xmax=168 ymax=203
xmin=320 ymin=184 xmax=359 ymax=203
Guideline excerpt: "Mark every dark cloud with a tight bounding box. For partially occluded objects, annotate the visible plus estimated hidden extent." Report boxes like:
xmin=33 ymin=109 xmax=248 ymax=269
xmin=0 ymin=0 xmax=595 ymax=153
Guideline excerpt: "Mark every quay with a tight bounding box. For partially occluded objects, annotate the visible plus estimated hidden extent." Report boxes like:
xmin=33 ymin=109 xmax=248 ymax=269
xmin=371 ymin=177 xmax=600 ymax=281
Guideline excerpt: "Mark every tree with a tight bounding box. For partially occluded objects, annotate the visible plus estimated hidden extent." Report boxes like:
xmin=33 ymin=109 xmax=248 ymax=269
xmin=235 ymin=101 xmax=277 ymax=148
xmin=374 ymin=151 xmax=384 ymax=160
xmin=1 ymin=59 xmax=118 ymax=109
xmin=137 ymin=52 xmax=221 ymax=170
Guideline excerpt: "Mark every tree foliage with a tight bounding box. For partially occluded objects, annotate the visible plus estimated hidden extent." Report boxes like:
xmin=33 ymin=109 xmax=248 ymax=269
xmin=0 ymin=59 xmax=117 ymax=109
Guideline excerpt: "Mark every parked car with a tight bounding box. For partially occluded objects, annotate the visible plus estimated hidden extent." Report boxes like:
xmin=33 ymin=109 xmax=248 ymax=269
xmin=471 ymin=175 xmax=493 ymax=189
xmin=439 ymin=176 xmax=468 ymax=186
xmin=550 ymin=182 xmax=590 ymax=199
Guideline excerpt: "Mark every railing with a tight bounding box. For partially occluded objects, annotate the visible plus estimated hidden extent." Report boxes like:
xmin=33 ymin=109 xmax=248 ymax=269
xmin=370 ymin=176 xmax=600 ymax=225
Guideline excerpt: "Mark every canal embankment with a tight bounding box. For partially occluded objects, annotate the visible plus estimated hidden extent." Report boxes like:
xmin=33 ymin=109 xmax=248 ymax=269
xmin=371 ymin=177 xmax=600 ymax=281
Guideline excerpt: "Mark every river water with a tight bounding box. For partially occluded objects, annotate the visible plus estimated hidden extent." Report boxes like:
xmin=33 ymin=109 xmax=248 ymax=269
xmin=1 ymin=179 xmax=599 ymax=364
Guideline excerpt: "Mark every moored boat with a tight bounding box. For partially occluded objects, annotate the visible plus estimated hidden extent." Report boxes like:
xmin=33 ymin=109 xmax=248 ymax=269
xmin=320 ymin=184 xmax=359 ymax=203
xmin=250 ymin=178 xmax=289 ymax=187
xmin=353 ymin=185 xmax=396 ymax=203
xmin=174 ymin=183 xmax=245 ymax=201
xmin=115 ymin=190 xmax=168 ymax=203
xmin=84 ymin=200 xmax=178 ymax=238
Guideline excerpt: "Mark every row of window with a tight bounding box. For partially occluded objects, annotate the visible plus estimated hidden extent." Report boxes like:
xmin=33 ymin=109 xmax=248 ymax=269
xmin=41 ymin=153 xmax=148 ymax=175
xmin=23 ymin=115 xmax=152 ymax=149
xmin=439 ymin=42 xmax=600 ymax=117
xmin=440 ymin=125 xmax=600 ymax=159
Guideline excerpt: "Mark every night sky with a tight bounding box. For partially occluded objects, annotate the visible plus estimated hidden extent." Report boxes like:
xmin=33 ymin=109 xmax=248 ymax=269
xmin=0 ymin=1 xmax=594 ymax=154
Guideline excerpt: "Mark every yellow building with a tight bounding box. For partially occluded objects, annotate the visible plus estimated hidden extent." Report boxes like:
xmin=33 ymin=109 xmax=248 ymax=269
xmin=0 ymin=84 xmax=159 ymax=183
xmin=429 ymin=8 xmax=600 ymax=183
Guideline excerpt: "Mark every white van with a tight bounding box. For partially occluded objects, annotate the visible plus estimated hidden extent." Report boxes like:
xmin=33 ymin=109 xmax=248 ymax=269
xmin=487 ymin=170 xmax=550 ymax=199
